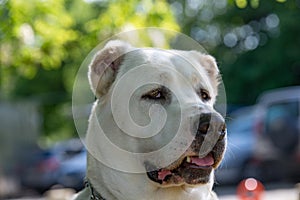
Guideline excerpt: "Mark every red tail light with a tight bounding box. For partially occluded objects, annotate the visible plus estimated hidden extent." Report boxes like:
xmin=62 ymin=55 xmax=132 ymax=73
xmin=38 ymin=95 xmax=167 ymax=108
xmin=254 ymin=120 xmax=263 ymax=136
xmin=38 ymin=157 xmax=59 ymax=172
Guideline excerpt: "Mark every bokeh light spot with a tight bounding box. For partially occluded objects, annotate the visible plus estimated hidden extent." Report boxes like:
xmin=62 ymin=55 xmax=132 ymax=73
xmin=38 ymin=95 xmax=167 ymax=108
xmin=276 ymin=0 xmax=287 ymax=3
xmin=235 ymin=0 xmax=248 ymax=9
xmin=266 ymin=14 xmax=280 ymax=29
xmin=245 ymin=178 xmax=258 ymax=191
xmin=224 ymin=33 xmax=238 ymax=48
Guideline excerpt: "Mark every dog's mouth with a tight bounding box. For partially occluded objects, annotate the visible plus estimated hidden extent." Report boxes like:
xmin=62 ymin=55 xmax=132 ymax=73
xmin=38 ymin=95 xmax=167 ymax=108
xmin=145 ymin=112 xmax=226 ymax=186
xmin=146 ymin=152 xmax=218 ymax=186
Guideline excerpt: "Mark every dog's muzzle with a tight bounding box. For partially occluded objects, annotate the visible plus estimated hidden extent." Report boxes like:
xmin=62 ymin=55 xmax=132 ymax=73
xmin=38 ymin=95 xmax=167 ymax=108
xmin=146 ymin=111 xmax=227 ymax=186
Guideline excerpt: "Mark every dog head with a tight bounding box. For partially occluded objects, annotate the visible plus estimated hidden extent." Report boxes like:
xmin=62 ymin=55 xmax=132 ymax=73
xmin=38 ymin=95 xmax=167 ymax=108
xmin=87 ymin=40 xmax=226 ymax=188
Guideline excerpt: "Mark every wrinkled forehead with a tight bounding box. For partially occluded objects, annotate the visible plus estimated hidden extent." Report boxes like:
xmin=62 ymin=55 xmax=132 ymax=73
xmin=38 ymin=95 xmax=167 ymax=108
xmin=118 ymin=48 xmax=214 ymax=94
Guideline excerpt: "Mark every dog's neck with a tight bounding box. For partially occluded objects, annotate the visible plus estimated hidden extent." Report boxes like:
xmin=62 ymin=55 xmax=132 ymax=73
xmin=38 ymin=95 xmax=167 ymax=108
xmin=86 ymin=154 xmax=218 ymax=200
xmin=85 ymin=179 xmax=106 ymax=200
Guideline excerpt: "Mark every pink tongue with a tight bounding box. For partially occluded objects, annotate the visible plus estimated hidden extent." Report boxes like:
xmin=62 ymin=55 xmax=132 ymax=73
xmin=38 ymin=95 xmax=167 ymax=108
xmin=157 ymin=154 xmax=214 ymax=180
xmin=158 ymin=170 xmax=172 ymax=181
xmin=191 ymin=154 xmax=214 ymax=166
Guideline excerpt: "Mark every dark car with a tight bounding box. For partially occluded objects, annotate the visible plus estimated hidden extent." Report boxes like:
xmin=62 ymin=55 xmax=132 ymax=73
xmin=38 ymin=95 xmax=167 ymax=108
xmin=247 ymin=86 xmax=300 ymax=182
xmin=215 ymin=106 xmax=257 ymax=184
xmin=53 ymin=139 xmax=86 ymax=191
xmin=20 ymin=147 xmax=60 ymax=192
xmin=20 ymin=138 xmax=86 ymax=192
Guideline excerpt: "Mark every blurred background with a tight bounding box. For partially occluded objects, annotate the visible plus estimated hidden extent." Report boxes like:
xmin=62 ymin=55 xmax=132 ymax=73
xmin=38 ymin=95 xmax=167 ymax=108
xmin=0 ymin=0 xmax=299 ymax=199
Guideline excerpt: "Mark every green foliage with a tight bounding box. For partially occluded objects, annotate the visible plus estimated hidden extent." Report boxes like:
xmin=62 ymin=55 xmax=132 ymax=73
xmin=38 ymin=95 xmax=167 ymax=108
xmin=1 ymin=0 xmax=77 ymax=76
xmin=218 ymin=0 xmax=300 ymax=104
xmin=0 ymin=0 xmax=179 ymax=142
xmin=170 ymin=0 xmax=300 ymax=105
xmin=1 ymin=0 xmax=299 ymax=142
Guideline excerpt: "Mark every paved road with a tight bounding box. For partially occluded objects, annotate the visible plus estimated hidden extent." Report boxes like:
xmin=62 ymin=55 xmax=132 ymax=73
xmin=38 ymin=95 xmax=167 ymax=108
xmin=219 ymin=188 xmax=298 ymax=200
xmin=6 ymin=186 xmax=300 ymax=200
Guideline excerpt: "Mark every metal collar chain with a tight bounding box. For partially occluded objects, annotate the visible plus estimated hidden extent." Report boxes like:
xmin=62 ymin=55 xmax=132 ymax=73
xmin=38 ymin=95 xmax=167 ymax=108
xmin=84 ymin=178 xmax=106 ymax=200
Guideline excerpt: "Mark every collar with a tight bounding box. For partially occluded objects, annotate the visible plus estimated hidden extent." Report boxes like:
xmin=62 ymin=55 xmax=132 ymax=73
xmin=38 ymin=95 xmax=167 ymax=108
xmin=84 ymin=178 xmax=106 ymax=200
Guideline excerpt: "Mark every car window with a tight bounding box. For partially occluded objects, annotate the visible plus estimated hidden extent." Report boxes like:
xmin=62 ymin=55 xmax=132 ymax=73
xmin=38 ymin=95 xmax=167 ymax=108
xmin=265 ymin=101 xmax=299 ymax=133
xmin=227 ymin=112 xmax=254 ymax=134
xmin=264 ymin=100 xmax=299 ymax=153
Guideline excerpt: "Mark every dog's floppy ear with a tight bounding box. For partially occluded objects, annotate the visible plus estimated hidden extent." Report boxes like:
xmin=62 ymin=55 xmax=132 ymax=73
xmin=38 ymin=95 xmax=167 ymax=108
xmin=198 ymin=54 xmax=219 ymax=79
xmin=190 ymin=51 xmax=220 ymax=90
xmin=88 ymin=40 xmax=132 ymax=97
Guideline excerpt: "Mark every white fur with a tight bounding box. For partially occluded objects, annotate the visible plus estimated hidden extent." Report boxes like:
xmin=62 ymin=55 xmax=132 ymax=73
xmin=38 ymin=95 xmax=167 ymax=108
xmin=74 ymin=41 xmax=222 ymax=200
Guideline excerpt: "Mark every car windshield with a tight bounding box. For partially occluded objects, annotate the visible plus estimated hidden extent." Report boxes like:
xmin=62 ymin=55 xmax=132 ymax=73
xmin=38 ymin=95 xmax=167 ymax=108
xmin=227 ymin=109 xmax=255 ymax=135
xmin=265 ymin=101 xmax=298 ymax=129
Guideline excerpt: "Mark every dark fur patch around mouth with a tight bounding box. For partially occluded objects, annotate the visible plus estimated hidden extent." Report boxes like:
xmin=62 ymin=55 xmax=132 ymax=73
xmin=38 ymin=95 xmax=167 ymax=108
xmin=146 ymin=156 xmax=213 ymax=186
xmin=145 ymin=140 xmax=226 ymax=186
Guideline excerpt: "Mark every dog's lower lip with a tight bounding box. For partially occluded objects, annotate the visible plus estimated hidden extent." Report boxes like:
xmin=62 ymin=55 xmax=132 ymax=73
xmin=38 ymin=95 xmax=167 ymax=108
xmin=146 ymin=153 xmax=215 ymax=184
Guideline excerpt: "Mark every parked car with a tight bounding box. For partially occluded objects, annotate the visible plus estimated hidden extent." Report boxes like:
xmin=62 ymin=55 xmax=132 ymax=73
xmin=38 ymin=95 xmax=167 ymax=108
xmin=215 ymin=106 xmax=257 ymax=184
xmin=20 ymin=138 xmax=86 ymax=192
xmin=20 ymin=147 xmax=60 ymax=192
xmin=247 ymin=86 xmax=300 ymax=182
xmin=51 ymin=138 xmax=86 ymax=191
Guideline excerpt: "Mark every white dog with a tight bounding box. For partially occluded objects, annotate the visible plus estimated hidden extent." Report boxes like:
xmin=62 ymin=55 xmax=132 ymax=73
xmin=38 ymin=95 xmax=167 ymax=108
xmin=73 ymin=40 xmax=226 ymax=200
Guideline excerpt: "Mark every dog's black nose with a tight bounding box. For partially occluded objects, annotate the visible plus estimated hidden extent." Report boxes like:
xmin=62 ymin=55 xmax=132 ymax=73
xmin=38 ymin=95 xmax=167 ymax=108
xmin=197 ymin=112 xmax=226 ymax=140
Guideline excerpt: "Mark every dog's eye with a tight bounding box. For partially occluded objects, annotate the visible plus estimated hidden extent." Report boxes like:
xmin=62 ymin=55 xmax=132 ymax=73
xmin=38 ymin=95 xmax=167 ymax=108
xmin=200 ymin=89 xmax=211 ymax=101
xmin=142 ymin=89 xmax=166 ymax=100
